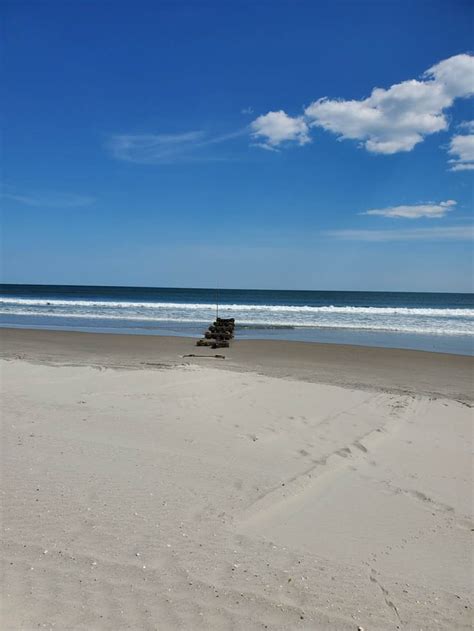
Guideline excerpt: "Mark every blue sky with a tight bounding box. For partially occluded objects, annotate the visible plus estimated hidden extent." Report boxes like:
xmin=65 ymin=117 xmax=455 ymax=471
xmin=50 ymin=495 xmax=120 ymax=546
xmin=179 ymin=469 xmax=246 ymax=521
xmin=2 ymin=0 xmax=473 ymax=291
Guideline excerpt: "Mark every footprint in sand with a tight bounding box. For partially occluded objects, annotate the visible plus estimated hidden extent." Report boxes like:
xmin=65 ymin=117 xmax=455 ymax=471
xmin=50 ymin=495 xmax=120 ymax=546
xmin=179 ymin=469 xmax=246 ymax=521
xmin=353 ymin=441 xmax=368 ymax=453
xmin=298 ymin=449 xmax=310 ymax=457
xmin=336 ymin=447 xmax=352 ymax=458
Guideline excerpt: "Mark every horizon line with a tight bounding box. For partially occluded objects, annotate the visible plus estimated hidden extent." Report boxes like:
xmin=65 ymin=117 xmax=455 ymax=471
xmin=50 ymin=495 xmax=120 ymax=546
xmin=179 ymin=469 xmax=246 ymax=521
xmin=0 ymin=282 xmax=472 ymax=296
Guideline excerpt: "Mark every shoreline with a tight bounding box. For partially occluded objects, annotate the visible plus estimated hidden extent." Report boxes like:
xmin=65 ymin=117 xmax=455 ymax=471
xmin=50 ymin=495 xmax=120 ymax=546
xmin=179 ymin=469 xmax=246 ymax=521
xmin=0 ymin=321 xmax=474 ymax=357
xmin=1 ymin=318 xmax=473 ymax=357
xmin=1 ymin=327 xmax=473 ymax=402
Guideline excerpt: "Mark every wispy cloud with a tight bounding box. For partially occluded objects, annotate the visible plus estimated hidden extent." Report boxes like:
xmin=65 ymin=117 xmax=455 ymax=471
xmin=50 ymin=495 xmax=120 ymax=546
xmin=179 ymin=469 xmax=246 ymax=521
xmin=1 ymin=191 xmax=95 ymax=208
xmin=448 ymin=125 xmax=474 ymax=171
xmin=251 ymin=53 xmax=474 ymax=154
xmin=362 ymin=200 xmax=456 ymax=219
xmin=241 ymin=106 xmax=254 ymax=115
xmin=324 ymin=225 xmax=473 ymax=242
xmin=107 ymin=128 xmax=246 ymax=164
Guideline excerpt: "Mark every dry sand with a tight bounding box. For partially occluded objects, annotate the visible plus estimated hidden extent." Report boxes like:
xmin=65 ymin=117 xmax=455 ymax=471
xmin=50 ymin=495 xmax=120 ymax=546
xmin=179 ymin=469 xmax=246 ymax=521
xmin=1 ymin=329 xmax=473 ymax=630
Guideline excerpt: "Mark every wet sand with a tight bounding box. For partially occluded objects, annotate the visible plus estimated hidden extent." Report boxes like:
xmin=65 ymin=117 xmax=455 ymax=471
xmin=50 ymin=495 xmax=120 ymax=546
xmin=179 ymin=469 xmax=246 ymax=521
xmin=1 ymin=327 xmax=472 ymax=402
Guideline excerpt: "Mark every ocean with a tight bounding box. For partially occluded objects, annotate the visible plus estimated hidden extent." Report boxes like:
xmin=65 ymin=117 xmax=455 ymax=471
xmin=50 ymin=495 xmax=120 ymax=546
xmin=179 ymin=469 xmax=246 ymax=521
xmin=1 ymin=284 xmax=473 ymax=355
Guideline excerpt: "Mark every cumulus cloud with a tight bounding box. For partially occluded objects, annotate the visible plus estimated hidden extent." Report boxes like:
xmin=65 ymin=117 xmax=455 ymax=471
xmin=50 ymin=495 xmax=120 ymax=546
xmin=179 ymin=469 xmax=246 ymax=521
xmin=305 ymin=54 xmax=474 ymax=154
xmin=448 ymin=127 xmax=474 ymax=171
xmin=251 ymin=54 xmax=474 ymax=154
xmin=458 ymin=120 xmax=474 ymax=132
xmin=363 ymin=200 xmax=456 ymax=219
xmin=250 ymin=110 xmax=310 ymax=149
xmin=324 ymin=225 xmax=473 ymax=241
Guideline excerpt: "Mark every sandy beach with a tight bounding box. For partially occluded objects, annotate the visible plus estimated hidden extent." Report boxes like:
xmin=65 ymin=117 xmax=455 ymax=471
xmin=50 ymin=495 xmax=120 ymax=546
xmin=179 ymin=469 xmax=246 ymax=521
xmin=1 ymin=328 xmax=472 ymax=630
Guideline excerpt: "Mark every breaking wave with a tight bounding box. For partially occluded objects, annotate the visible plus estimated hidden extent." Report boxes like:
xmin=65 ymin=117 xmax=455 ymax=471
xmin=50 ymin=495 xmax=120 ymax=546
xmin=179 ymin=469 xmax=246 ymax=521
xmin=0 ymin=297 xmax=473 ymax=318
xmin=1 ymin=296 xmax=473 ymax=336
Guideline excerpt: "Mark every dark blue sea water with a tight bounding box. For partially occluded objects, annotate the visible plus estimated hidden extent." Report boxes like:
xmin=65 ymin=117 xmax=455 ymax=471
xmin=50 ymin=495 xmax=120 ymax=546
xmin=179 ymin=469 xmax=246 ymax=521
xmin=1 ymin=284 xmax=473 ymax=355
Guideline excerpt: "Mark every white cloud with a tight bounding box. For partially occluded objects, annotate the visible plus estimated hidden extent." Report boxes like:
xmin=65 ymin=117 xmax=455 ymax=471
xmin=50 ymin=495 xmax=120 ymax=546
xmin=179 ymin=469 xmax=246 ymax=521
xmin=1 ymin=191 xmax=95 ymax=208
xmin=241 ymin=106 xmax=254 ymax=115
xmin=427 ymin=54 xmax=474 ymax=98
xmin=324 ymin=225 xmax=473 ymax=241
xmin=363 ymin=200 xmax=456 ymax=219
xmin=448 ymin=129 xmax=474 ymax=171
xmin=108 ymin=129 xmax=245 ymax=164
xmin=107 ymin=54 xmax=473 ymax=162
xmin=450 ymin=162 xmax=474 ymax=172
xmin=251 ymin=53 xmax=474 ymax=154
xmin=458 ymin=120 xmax=474 ymax=132
xmin=250 ymin=110 xmax=311 ymax=149
xmin=305 ymin=54 xmax=474 ymax=154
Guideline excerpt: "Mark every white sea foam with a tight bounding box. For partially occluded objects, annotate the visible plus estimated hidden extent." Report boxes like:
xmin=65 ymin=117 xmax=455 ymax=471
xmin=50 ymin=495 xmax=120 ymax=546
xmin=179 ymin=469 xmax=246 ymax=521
xmin=0 ymin=297 xmax=473 ymax=318
xmin=1 ymin=308 xmax=473 ymax=336
xmin=1 ymin=294 xmax=473 ymax=339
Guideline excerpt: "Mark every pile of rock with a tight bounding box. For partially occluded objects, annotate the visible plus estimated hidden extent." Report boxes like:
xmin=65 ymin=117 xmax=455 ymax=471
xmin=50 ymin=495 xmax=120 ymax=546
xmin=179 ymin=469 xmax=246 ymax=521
xmin=196 ymin=317 xmax=235 ymax=349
